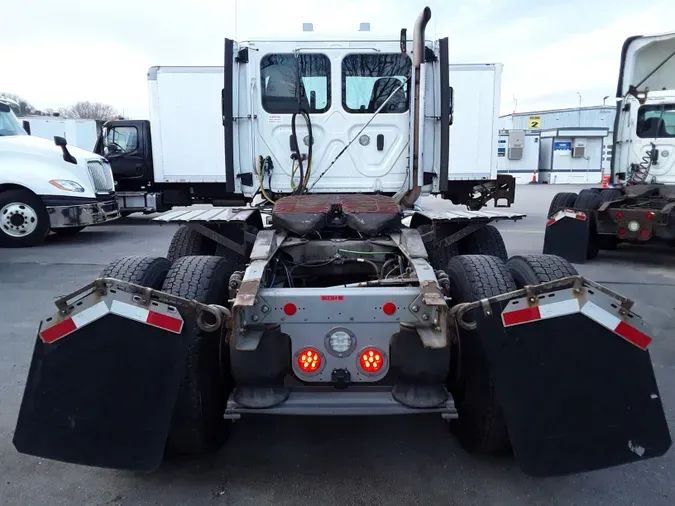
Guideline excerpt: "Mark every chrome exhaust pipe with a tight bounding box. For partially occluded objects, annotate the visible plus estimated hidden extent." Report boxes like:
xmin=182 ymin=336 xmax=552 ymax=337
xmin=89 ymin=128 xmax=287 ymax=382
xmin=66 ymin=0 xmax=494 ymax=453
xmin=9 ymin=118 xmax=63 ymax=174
xmin=401 ymin=6 xmax=431 ymax=208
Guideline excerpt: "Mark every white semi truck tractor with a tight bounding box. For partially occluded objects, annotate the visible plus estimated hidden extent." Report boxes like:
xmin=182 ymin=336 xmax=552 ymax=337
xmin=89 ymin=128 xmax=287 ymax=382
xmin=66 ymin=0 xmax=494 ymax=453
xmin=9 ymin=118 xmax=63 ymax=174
xmin=545 ymin=31 xmax=675 ymax=259
xmin=0 ymin=98 xmax=119 ymax=247
xmin=12 ymin=8 xmax=671 ymax=478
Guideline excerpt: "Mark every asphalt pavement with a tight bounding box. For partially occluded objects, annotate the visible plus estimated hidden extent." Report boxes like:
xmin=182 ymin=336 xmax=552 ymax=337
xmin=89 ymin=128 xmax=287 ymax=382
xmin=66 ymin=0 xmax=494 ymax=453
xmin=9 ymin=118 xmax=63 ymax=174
xmin=0 ymin=184 xmax=674 ymax=506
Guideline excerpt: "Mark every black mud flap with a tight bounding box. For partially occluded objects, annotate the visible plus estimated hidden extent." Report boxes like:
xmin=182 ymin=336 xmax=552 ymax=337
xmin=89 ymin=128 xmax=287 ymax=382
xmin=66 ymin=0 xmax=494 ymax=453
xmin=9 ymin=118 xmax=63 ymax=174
xmin=467 ymin=287 xmax=671 ymax=477
xmin=13 ymin=312 xmax=194 ymax=472
xmin=542 ymin=209 xmax=594 ymax=263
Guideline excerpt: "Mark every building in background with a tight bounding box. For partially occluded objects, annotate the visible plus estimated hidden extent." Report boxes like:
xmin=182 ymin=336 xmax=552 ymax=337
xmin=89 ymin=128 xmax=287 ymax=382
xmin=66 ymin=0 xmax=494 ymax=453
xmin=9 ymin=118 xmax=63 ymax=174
xmin=537 ymin=127 xmax=610 ymax=184
xmin=496 ymin=129 xmax=541 ymax=184
xmin=498 ymin=105 xmax=617 ymax=183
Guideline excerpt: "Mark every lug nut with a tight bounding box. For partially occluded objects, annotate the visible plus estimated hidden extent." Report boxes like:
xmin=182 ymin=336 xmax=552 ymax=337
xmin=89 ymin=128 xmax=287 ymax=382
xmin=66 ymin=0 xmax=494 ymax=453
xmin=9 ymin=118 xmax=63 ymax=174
xmin=261 ymin=305 xmax=269 ymax=313
xmin=422 ymin=314 xmax=429 ymax=321
xmin=252 ymin=315 xmax=259 ymax=322
xmin=411 ymin=305 xmax=419 ymax=312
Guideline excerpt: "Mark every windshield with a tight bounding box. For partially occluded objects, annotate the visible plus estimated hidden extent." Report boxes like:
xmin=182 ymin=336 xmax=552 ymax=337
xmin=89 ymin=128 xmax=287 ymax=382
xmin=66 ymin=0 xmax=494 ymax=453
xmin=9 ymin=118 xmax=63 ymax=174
xmin=636 ymin=104 xmax=675 ymax=138
xmin=0 ymin=105 xmax=28 ymax=137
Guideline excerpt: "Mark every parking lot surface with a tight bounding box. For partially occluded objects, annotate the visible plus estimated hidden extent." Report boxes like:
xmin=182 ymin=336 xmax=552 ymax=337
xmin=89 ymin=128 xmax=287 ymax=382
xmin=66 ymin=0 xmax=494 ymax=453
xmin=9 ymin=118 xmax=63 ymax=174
xmin=0 ymin=184 xmax=673 ymax=506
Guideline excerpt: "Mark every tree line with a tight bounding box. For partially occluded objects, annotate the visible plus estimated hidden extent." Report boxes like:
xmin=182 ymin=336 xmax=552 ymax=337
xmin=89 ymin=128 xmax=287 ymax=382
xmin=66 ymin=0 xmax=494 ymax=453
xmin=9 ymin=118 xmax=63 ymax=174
xmin=0 ymin=92 xmax=121 ymax=121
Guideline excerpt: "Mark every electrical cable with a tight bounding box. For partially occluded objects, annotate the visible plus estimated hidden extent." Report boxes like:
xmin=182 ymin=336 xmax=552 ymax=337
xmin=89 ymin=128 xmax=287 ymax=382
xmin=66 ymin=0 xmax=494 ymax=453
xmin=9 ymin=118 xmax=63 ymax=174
xmin=256 ymin=155 xmax=275 ymax=204
xmin=290 ymin=109 xmax=313 ymax=193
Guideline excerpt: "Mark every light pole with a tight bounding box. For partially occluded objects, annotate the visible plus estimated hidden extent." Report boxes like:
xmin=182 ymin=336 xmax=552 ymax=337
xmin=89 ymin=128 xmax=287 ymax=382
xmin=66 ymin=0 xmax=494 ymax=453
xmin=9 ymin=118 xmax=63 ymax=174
xmin=577 ymin=92 xmax=582 ymax=126
xmin=603 ymin=95 xmax=610 ymax=105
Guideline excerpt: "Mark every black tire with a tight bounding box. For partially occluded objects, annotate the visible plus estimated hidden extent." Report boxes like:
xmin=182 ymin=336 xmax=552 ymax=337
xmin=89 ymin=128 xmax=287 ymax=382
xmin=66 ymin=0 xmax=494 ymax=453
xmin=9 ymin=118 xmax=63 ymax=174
xmin=0 ymin=189 xmax=50 ymax=247
xmin=446 ymin=255 xmax=516 ymax=455
xmin=215 ymin=243 xmax=247 ymax=271
xmin=166 ymin=225 xmax=217 ymax=263
xmin=161 ymin=255 xmax=236 ymax=455
xmin=417 ymin=224 xmax=459 ymax=270
xmin=506 ymin=254 xmax=578 ymax=287
xmin=599 ymin=189 xmax=622 ymax=203
xmin=100 ymin=256 xmax=171 ymax=289
xmin=574 ymin=189 xmax=603 ymax=210
xmin=52 ymin=226 xmax=86 ymax=236
xmin=547 ymin=192 xmax=577 ymax=218
xmin=459 ymin=225 xmax=508 ymax=262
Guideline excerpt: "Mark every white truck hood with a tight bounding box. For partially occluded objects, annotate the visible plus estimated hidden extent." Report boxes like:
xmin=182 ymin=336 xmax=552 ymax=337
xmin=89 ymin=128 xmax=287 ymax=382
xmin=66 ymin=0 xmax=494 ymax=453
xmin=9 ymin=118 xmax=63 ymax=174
xmin=618 ymin=31 xmax=675 ymax=96
xmin=0 ymin=134 xmax=100 ymax=162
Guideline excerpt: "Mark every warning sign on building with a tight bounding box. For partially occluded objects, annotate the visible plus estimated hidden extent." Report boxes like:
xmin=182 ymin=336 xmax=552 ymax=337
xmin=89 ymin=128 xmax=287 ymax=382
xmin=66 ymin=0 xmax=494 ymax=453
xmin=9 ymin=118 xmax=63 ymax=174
xmin=528 ymin=115 xmax=542 ymax=129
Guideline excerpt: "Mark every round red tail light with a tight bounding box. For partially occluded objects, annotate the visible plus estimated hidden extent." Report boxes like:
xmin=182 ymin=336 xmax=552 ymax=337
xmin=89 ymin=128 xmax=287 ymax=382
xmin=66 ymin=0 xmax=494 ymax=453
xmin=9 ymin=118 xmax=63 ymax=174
xmin=646 ymin=212 xmax=655 ymax=220
xmin=283 ymin=303 xmax=297 ymax=316
xmin=359 ymin=347 xmax=384 ymax=374
xmin=640 ymin=229 xmax=650 ymax=239
xmin=617 ymin=227 xmax=627 ymax=236
xmin=615 ymin=211 xmax=624 ymax=220
xmin=297 ymin=347 xmax=322 ymax=373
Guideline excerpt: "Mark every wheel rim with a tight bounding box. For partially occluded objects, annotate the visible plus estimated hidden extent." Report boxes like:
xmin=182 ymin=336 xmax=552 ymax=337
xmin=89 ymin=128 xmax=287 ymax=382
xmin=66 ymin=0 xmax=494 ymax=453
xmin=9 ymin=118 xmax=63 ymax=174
xmin=1 ymin=202 xmax=39 ymax=238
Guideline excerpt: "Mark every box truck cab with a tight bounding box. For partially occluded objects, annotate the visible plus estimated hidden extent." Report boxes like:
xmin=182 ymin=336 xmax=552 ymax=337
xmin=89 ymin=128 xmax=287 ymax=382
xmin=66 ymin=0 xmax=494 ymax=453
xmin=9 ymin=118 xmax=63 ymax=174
xmin=0 ymin=98 xmax=120 ymax=247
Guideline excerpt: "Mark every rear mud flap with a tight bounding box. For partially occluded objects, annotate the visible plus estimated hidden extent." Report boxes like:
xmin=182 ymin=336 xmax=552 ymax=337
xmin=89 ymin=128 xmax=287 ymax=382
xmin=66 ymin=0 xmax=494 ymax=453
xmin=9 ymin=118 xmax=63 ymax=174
xmin=13 ymin=284 xmax=200 ymax=472
xmin=462 ymin=283 xmax=671 ymax=477
xmin=543 ymin=209 xmax=594 ymax=263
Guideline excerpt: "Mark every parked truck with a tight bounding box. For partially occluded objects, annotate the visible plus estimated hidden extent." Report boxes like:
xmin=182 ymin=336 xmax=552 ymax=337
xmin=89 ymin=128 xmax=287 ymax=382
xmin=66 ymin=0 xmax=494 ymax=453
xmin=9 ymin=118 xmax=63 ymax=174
xmin=0 ymin=98 xmax=119 ymax=247
xmin=546 ymin=31 xmax=675 ymax=258
xmin=13 ymin=9 xmax=670 ymax=478
xmin=95 ymin=63 xmax=507 ymax=215
xmin=22 ymin=115 xmax=99 ymax=152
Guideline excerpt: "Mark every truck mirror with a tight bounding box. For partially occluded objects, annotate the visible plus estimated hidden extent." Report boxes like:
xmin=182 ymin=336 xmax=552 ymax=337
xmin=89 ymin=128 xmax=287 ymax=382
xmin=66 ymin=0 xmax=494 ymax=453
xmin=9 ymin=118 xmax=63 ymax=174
xmin=449 ymin=86 xmax=454 ymax=125
xmin=22 ymin=120 xmax=31 ymax=135
xmin=54 ymin=135 xmax=67 ymax=147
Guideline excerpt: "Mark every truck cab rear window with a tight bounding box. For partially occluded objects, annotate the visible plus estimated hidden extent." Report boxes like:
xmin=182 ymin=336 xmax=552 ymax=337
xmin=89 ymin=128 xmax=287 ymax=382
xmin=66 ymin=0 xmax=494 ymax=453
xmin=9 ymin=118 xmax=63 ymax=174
xmin=342 ymin=54 xmax=412 ymax=114
xmin=261 ymin=53 xmax=331 ymax=114
xmin=637 ymin=104 xmax=675 ymax=138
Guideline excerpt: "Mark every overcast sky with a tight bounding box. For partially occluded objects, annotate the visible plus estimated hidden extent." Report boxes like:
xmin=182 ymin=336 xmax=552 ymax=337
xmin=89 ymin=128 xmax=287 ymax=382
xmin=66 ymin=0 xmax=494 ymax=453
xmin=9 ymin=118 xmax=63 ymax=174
xmin=1 ymin=0 xmax=673 ymax=118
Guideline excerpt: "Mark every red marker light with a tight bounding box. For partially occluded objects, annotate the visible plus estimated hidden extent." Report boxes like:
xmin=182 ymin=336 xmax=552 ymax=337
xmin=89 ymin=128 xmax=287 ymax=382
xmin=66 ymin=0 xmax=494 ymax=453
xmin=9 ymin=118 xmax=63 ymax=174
xmin=382 ymin=302 xmax=396 ymax=315
xmin=617 ymin=227 xmax=627 ymax=236
xmin=646 ymin=212 xmax=655 ymax=220
xmin=283 ymin=303 xmax=297 ymax=316
xmin=640 ymin=229 xmax=650 ymax=239
xmin=615 ymin=211 xmax=624 ymax=220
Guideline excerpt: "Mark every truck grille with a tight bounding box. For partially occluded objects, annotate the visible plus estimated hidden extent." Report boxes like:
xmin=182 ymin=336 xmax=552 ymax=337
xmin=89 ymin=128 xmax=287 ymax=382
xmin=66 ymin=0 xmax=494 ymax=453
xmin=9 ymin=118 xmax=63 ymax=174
xmin=87 ymin=160 xmax=115 ymax=192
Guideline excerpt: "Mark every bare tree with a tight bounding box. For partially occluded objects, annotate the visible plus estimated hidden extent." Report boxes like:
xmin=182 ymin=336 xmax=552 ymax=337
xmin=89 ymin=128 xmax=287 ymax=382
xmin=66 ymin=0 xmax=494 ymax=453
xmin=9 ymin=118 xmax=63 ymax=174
xmin=0 ymin=92 xmax=36 ymax=116
xmin=59 ymin=101 xmax=119 ymax=121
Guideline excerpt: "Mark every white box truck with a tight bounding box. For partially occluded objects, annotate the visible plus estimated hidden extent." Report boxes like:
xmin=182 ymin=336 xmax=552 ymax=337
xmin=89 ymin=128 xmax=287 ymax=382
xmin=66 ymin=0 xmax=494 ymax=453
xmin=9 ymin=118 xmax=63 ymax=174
xmin=22 ymin=116 xmax=99 ymax=152
xmin=94 ymin=63 xmax=507 ymax=214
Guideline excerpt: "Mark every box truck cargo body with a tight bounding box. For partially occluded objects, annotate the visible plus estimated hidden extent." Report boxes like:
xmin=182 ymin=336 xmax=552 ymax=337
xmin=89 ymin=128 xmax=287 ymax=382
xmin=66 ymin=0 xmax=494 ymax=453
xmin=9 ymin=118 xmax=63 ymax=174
xmin=22 ymin=117 xmax=98 ymax=152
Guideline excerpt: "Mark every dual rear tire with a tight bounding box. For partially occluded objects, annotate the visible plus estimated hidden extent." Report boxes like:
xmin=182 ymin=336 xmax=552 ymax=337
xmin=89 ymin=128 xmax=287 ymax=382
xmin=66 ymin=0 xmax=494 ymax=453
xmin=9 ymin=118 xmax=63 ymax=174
xmin=446 ymin=253 xmax=577 ymax=455
xmin=100 ymin=253 xmax=238 ymax=457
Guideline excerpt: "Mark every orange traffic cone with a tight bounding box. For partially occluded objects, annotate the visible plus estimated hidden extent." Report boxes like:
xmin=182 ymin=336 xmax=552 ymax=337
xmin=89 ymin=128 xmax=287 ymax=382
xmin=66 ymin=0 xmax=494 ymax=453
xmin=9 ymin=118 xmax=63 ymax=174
xmin=529 ymin=169 xmax=537 ymax=184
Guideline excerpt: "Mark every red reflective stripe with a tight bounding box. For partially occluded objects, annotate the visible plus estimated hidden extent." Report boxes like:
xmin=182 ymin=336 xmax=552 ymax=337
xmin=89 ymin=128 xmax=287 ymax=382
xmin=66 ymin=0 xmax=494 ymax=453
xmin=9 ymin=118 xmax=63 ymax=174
xmin=615 ymin=321 xmax=652 ymax=350
xmin=546 ymin=218 xmax=556 ymax=227
xmin=146 ymin=311 xmax=183 ymax=333
xmin=40 ymin=318 xmax=77 ymax=344
xmin=503 ymin=306 xmax=541 ymax=326
xmin=575 ymin=214 xmax=587 ymax=221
